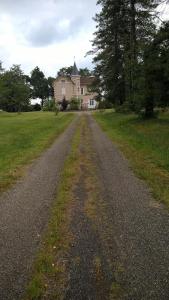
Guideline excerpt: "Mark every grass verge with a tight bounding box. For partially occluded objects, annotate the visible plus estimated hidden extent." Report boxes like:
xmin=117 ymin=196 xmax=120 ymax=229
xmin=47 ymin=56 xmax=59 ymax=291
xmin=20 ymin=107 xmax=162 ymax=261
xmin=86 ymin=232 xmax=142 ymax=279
xmin=94 ymin=111 xmax=169 ymax=207
xmin=0 ymin=111 xmax=74 ymax=192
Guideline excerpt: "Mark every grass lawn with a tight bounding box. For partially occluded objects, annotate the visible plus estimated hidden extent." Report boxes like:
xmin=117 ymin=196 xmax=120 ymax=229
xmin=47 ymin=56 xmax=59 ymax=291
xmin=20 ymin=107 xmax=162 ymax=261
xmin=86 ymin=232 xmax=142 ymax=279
xmin=0 ymin=111 xmax=74 ymax=192
xmin=94 ymin=110 xmax=169 ymax=207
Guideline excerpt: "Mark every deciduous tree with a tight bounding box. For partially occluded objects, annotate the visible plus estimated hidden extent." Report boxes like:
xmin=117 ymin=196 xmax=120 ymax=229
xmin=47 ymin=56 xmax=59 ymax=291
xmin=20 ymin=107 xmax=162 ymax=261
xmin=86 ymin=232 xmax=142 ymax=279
xmin=30 ymin=67 xmax=49 ymax=107
xmin=0 ymin=65 xmax=31 ymax=112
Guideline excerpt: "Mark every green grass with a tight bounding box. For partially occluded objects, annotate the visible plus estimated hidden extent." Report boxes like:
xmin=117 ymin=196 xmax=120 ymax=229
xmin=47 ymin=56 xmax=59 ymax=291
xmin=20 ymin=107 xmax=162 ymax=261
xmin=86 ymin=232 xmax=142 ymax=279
xmin=0 ymin=111 xmax=74 ymax=191
xmin=94 ymin=111 xmax=169 ymax=207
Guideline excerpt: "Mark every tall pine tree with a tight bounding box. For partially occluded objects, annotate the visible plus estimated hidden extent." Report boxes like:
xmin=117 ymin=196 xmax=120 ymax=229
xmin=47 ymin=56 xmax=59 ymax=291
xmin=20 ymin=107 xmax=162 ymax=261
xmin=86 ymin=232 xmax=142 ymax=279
xmin=92 ymin=0 xmax=162 ymax=114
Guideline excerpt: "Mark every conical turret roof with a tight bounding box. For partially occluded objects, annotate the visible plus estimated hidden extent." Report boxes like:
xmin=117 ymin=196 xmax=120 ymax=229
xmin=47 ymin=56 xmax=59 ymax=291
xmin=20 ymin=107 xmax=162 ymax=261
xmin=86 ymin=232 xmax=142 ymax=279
xmin=71 ymin=62 xmax=79 ymax=76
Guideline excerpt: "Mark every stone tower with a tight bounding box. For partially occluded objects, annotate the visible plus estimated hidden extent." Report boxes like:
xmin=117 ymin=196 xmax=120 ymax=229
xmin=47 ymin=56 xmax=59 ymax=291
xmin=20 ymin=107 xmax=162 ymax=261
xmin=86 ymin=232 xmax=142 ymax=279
xmin=71 ymin=62 xmax=81 ymax=98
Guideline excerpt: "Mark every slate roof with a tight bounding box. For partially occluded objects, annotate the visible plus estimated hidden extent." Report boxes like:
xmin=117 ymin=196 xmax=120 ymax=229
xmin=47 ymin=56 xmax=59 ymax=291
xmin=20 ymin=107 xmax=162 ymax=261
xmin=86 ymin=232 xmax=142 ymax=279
xmin=71 ymin=62 xmax=79 ymax=76
xmin=80 ymin=76 xmax=95 ymax=86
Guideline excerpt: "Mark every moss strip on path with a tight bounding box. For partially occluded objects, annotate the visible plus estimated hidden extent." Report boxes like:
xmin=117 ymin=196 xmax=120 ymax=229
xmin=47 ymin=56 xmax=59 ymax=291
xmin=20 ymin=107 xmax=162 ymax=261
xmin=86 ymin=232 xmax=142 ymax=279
xmin=94 ymin=111 xmax=169 ymax=208
xmin=0 ymin=112 xmax=74 ymax=192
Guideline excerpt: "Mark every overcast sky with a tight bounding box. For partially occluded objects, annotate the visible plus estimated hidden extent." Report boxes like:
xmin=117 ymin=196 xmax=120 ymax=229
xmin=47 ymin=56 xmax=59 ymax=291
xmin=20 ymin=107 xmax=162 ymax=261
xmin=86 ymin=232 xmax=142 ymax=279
xmin=0 ymin=1 xmax=168 ymax=78
xmin=0 ymin=0 xmax=99 ymax=77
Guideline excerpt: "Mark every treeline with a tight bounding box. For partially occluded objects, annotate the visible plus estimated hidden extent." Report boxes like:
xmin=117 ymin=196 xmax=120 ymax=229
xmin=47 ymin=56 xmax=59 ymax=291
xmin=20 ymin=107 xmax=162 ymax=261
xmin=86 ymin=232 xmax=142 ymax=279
xmin=92 ymin=0 xmax=169 ymax=117
xmin=57 ymin=66 xmax=93 ymax=77
xmin=0 ymin=64 xmax=55 ymax=112
xmin=0 ymin=62 xmax=93 ymax=113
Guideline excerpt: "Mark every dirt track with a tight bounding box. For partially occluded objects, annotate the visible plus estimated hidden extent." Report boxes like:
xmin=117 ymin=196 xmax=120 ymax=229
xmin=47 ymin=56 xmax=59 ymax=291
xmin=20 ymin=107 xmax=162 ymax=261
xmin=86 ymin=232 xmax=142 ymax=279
xmin=0 ymin=113 xmax=169 ymax=300
xmin=62 ymin=114 xmax=169 ymax=300
xmin=0 ymin=116 xmax=79 ymax=300
xmin=87 ymin=115 xmax=169 ymax=299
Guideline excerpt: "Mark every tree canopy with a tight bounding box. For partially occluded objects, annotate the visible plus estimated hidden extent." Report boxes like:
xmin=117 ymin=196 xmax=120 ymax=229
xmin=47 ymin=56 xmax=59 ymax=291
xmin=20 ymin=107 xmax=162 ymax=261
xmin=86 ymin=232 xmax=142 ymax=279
xmin=30 ymin=67 xmax=49 ymax=107
xmin=91 ymin=0 xmax=168 ymax=117
xmin=0 ymin=64 xmax=31 ymax=112
xmin=57 ymin=66 xmax=93 ymax=77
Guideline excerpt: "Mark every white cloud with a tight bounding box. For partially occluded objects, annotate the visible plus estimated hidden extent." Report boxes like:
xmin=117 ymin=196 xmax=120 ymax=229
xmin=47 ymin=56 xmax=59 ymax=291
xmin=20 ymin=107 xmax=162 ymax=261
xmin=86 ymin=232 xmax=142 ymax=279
xmin=0 ymin=0 xmax=98 ymax=77
xmin=158 ymin=2 xmax=169 ymax=21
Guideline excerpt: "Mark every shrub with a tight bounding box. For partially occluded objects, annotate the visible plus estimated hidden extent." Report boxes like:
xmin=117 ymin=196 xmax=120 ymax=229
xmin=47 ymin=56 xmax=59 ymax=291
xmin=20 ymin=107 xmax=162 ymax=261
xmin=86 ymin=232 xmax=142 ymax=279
xmin=32 ymin=103 xmax=41 ymax=111
xmin=60 ymin=98 xmax=69 ymax=111
xmin=43 ymin=99 xmax=55 ymax=111
xmin=115 ymin=102 xmax=132 ymax=114
xmin=69 ymin=98 xmax=80 ymax=111
xmin=98 ymin=100 xmax=113 ymax=110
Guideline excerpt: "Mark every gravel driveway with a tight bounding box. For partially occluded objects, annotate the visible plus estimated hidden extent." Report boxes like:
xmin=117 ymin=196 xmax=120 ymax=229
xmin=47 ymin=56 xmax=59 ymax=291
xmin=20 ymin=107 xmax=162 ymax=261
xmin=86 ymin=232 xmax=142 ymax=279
xmin=58 ymin=114 xmax=169 ymax=300
xmin=0 ymin=116 xmax=79 ymax=300
xmin=0 ymin=113 xmax=169 ymax=300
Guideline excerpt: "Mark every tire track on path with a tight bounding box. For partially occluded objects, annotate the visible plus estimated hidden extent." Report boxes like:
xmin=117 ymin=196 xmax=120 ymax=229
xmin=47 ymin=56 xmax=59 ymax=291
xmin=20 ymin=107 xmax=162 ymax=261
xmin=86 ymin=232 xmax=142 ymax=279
xmin=31 ymin=113 xmax=169 ymax=300
xmin=88 ymin=114 xmax=169 ymax=299
xmin=0 ymin=116 xmax=79 ymax=300
xmin=2 ymin=112 xmax=169 ymax=300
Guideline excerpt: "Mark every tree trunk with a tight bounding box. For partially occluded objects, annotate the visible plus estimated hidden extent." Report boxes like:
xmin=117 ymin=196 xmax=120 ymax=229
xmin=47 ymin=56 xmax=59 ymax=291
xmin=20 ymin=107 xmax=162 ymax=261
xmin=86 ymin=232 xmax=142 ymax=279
xmin=113 ymin=2 xmax=122 ymax=106
xmin=145 ymin=98 xmax=154 ymax=118
xmin=130 ymin=0 xmax=137 ymax=61
xmin=130 ymin=0 xmax=137 ymax=104
xmin=18 ymin=104 xmax=22 ymax=115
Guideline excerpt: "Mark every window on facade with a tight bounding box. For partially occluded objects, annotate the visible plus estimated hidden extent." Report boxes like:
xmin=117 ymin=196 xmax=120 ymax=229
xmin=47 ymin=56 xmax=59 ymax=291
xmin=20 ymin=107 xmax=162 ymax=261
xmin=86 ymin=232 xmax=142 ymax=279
xmin=62 ymin=87 xmax=66 ymax=95
xmin=81 ymin=88 xmax=84 ymax=95
xmin=90 ymin=100 xmax=94 ymax=106
xmin=61 ymin=80 xmax=66 ymax=95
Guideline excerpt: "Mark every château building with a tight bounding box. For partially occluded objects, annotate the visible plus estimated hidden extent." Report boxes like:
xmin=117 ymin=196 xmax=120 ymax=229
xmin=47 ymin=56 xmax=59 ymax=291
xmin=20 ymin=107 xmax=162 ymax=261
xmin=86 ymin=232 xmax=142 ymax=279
xmin=53 ymin=62 xmax=98 ymax=110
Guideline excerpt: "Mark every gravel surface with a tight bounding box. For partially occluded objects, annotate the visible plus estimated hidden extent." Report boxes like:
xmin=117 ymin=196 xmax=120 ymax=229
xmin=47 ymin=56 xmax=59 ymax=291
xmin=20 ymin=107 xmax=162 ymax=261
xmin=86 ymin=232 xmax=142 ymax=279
xmin=88 ymin=114 xmax=169 ymax=299
xmin=0 ymin=116 xmax=79 ymax=300
xmin=1 ymin=113 xmax=169 ymax=300
xmin=64 ymin=153 xmax=111 ymax=300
